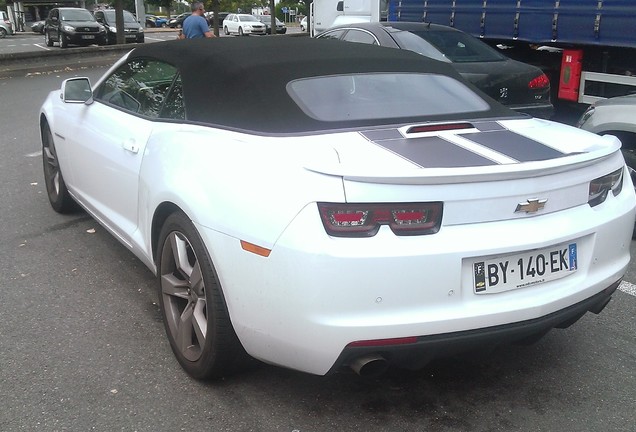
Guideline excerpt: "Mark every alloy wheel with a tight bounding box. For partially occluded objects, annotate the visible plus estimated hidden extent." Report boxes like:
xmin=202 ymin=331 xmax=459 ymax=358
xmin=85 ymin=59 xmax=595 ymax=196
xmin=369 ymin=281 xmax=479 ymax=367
xmin=160 ymin=230 xmax=208 ymax=362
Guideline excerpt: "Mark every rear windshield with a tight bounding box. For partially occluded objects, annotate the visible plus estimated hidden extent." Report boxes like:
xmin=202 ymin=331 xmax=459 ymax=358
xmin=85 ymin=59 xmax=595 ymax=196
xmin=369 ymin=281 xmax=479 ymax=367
xmin=103 ymin=10 xmax=138 ymax=23
xmin=287 ymin=73 xmax=490 ymax=122
xmin=390 ymin=31 xmax=450 ymax=63
xmin=408 ymin=30 xmax=506 ymax=63
xmin=61 ymin=9 xmax=95 ymax=21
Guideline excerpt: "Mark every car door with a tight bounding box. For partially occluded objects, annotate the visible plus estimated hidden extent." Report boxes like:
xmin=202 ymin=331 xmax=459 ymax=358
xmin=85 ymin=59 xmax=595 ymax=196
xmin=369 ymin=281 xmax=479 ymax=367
xmin=229 ymin=14 xmax=239 ymax=33
xmin=62 ymin=59 xmax=181 ymax=245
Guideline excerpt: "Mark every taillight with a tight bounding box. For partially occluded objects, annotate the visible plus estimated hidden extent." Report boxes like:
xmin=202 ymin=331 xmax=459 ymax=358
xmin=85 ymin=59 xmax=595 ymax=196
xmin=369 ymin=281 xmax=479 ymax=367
xmin=317 ymin=202 xmax=443 ymax=237
xmin=528 ymin=73 xmax=550 ymax=89
xmin=588 ymin=168 xmax=624 ymax=207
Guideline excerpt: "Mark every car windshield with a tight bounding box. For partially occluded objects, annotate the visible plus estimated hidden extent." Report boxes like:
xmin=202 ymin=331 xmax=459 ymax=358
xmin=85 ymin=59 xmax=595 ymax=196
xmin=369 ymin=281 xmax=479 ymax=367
xmin=103 ymin=10 xmax=138 ymax=23
xmin=409 ymin=30 xmax=506 ymax=63
xmin=60 ymin=9 xmax=95 ymax=21
xmin=239 ymin=15 xmax=259 ymax=22
xmin=287 ymin=72 xmax=490 ymax=122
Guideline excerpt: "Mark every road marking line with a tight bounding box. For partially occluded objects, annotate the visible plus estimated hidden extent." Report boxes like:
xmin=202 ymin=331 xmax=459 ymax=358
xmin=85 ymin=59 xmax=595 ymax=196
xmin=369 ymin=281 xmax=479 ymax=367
xmin=26 ymin=151 xmax=42 ymax=158
xmin=33 ymin=44 xmax=50 ymax=50
xmin=619 ymin=280 xmax=636 ymax=296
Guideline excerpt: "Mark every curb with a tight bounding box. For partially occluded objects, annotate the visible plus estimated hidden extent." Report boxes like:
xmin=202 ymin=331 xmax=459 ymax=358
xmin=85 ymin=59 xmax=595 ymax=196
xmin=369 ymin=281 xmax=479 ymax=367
xmin=0 ymin=44 xmax=136 ymax=78
xmin=0 ymin=27 xmax=177 ymax=78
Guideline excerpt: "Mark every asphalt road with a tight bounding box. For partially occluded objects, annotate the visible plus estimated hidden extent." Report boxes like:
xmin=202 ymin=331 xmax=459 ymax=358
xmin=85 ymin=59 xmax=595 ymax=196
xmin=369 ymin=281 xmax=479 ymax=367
xmin=0 ymin=61 xmax=635 ymax=432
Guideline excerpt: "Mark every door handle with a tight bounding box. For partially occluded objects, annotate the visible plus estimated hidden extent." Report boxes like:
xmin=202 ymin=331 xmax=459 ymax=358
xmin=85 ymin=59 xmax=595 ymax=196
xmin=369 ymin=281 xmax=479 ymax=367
xmin=122 ymin=139 xmax=139 ymax=154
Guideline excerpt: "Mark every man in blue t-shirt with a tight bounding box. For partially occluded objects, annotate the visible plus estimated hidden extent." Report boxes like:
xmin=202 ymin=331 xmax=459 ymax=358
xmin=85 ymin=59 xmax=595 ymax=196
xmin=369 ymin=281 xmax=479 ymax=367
xmin=182 ymin=2 xmax=213 ymax=39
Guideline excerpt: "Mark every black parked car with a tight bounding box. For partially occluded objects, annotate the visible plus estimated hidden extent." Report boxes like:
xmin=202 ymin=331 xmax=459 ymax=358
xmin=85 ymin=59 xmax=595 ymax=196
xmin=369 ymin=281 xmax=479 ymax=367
xmin=204 ymin=11 xmax=230 ymax=27
xmin=94 ymin=9 xmax=144 ymax=44
xmin=254 ymin=15 xmax=287 ymax=34
xmin=317 ymin=22 xmax=554 ymax=119
xmin=31 ymin=20 xmax=45 ymax=34
xmin=168 ymin=13 xmax=189 ymax=28
xmin=44 ymin=7 xmax=107 ymax=48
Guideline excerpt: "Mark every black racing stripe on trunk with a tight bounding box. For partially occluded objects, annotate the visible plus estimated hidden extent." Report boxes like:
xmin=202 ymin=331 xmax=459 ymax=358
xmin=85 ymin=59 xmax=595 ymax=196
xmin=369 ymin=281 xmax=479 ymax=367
xmin=374 ymin=136 xmax=497 ymax=168
xmin=463 ymin=130 xmax=565 ymax=161
xmin=473 ymin=121 xmax=506 ymax=132
xmin=360 ymin=129 xmax=404 ymax=140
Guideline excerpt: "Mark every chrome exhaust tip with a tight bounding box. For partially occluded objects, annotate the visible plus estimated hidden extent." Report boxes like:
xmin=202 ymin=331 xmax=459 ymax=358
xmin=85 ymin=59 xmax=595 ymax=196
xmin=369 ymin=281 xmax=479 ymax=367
xmin=349 ymin=354 xmax=389 ymax=377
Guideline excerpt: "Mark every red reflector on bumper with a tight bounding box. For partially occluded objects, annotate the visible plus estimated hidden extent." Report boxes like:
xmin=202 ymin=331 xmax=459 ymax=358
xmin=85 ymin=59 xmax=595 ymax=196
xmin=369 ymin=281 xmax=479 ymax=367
xmin=347 ymin=336 xmax=418 ymax=347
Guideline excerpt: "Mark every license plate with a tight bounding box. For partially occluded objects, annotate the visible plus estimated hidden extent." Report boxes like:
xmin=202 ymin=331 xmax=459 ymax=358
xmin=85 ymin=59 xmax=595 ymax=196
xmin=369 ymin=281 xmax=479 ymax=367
xmin=81 ymin=35 xmax=95 ymax=39
xmin=472 ymin=243 xmax=577 ymax=294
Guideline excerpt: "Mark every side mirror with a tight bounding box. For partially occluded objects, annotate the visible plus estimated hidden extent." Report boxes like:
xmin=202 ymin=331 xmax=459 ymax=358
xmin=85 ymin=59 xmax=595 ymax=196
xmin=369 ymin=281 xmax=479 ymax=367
xmin=61 ymin=77 xmax=93 ymax=104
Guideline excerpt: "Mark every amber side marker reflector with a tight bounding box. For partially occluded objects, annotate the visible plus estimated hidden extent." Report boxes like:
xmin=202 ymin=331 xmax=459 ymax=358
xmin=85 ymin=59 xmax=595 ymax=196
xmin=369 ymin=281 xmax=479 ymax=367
xmin=347 ymin=336 xmax=418 ymax=347
xmin=240 ymin=240 xmax=271 ymax=257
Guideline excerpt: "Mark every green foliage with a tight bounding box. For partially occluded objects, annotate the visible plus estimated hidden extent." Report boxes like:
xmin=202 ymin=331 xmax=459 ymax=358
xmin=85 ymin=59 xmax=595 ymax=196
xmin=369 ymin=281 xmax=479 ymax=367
xmin=274 ymin=0 xmax=308 ymax=20
xmin=146 ymin=0 xmax=173 ymax=10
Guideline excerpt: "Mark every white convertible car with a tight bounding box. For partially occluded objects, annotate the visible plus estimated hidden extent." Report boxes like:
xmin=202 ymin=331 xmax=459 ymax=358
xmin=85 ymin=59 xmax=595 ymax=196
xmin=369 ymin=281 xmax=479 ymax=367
xmin=40 ymin=37 xmax=635 ymax=379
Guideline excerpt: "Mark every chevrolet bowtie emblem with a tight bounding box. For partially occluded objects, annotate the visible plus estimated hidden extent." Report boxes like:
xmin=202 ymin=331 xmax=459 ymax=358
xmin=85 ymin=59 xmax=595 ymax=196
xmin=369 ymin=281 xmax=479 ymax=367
xmin=515 ymin=198 xmax=547 ymax=213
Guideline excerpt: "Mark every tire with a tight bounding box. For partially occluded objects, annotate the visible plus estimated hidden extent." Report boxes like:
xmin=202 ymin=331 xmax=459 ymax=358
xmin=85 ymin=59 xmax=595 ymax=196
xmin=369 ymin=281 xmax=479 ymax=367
xmin=41 ymin=121 xmax=77 ymax=213
xmin=223 ymin=26 xmax=229 ymax=35
xmin=45 ymin=31 xmax=53 ymax=47
xmin=161 ymin=23 xmax=167 ymax=28
xmin=177 ymin=23 xmax=182 ymax=29
xmin=157 ymin=211 xmax=252 ymax=379
xmin=238 ymin=27 xmax=244 ymax=36
xmin=0 ymin=28 xmax=7 ymax=38
xmin=58 ymin=31 xmax=67 ymax=48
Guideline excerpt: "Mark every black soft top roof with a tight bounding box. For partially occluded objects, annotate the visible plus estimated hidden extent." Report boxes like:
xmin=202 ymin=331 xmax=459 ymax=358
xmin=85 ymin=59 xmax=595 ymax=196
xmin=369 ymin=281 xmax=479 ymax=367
xmin=127 ymin=37 xmax=515 ymax=133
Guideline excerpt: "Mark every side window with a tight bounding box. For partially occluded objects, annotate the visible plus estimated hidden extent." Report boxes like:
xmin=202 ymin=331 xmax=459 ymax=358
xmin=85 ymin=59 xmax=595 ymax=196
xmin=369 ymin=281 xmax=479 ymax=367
xmin=94 ymin=58 xmax=182 ymax=119
xmin=318 ymin=29 xmax=346 ymax=40
xmin=159 ymin=75 xmax=185 ymax=120
xmin=342 ymin=29 xmax=379 ymax=45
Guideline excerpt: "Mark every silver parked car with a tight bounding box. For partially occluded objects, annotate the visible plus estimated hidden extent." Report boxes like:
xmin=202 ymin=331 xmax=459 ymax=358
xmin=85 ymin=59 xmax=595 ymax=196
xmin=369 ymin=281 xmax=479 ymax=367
xmin=0 ymin=10 xmax=14 ymax=37
xmin=577 ymin=94 xmax=636 ymax=174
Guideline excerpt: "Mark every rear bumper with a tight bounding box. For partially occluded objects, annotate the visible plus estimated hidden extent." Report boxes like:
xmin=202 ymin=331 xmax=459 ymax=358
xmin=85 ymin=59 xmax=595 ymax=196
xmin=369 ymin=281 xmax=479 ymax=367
xmin=199 ymin=185 xmax=633 ymax=375
xmin=328 ymin=279 xmax=620 ymax=373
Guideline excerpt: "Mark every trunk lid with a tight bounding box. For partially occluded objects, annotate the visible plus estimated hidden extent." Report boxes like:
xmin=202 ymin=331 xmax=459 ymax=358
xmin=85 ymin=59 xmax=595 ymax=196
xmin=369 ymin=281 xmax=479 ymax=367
xmin=304 ymin=118 xmax=623 ymax=226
